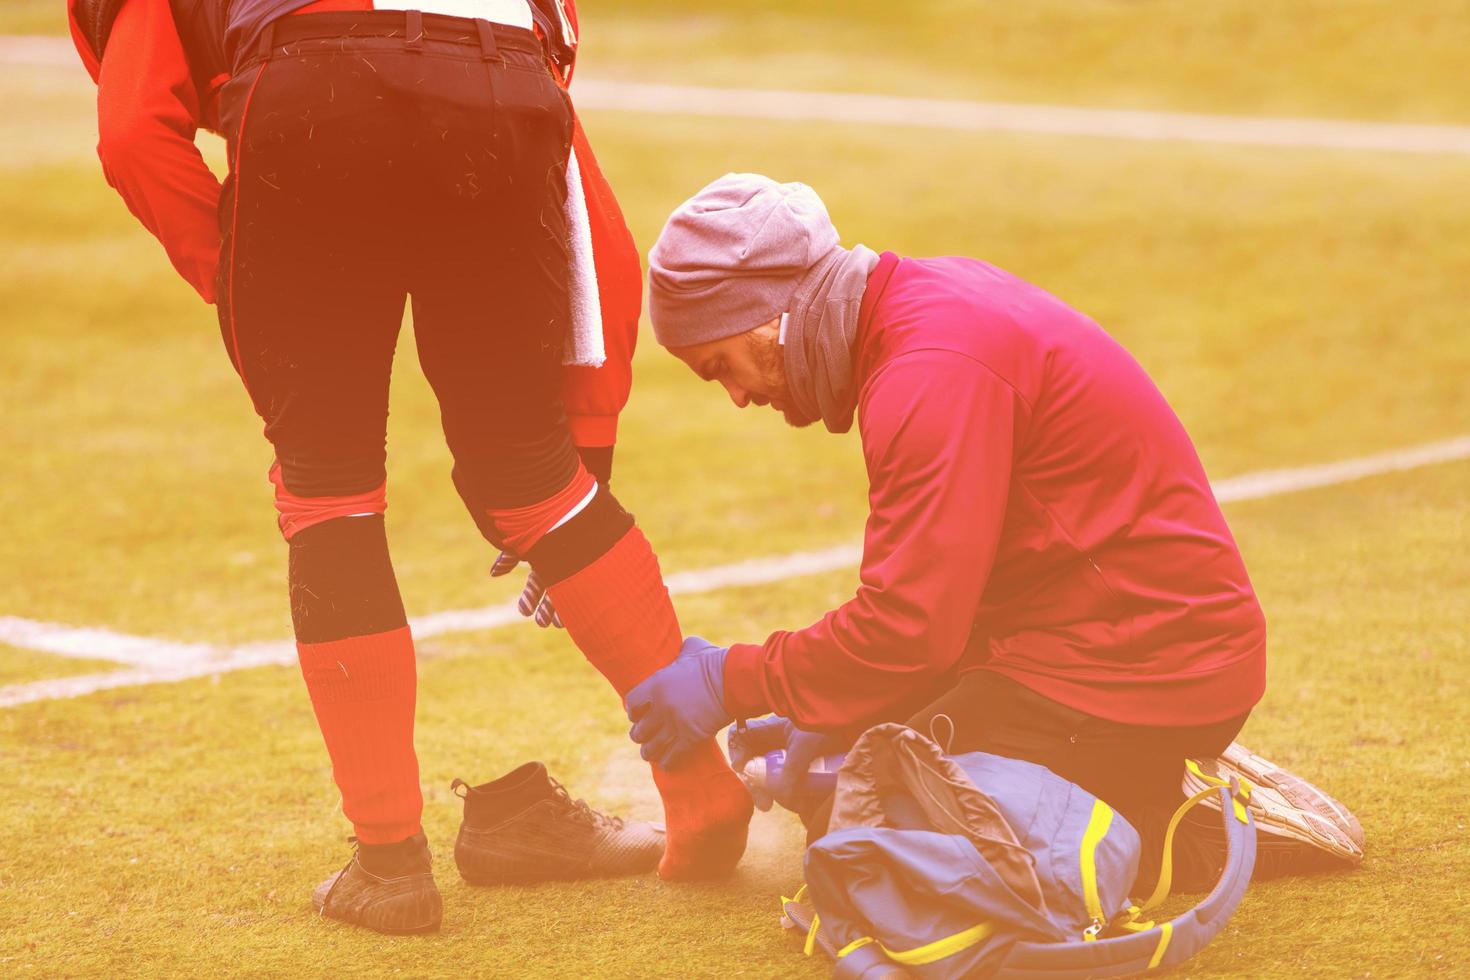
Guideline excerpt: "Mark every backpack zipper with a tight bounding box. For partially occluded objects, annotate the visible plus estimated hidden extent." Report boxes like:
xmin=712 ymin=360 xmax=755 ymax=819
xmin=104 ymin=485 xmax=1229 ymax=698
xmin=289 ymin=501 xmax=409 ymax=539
xmin=1080 ymin=798 xmax=1114 ymax=941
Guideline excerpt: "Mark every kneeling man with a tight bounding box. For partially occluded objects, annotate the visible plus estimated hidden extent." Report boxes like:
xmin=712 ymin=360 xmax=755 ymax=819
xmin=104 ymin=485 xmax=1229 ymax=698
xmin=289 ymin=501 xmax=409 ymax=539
xmin=627 ymin=173 xmax=1362 ymax=887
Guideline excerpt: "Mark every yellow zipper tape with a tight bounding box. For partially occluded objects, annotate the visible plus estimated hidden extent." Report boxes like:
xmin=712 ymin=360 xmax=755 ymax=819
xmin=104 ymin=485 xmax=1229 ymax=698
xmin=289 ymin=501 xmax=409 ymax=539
xmin=1080 ymin=798 xmax=1114 ymax=938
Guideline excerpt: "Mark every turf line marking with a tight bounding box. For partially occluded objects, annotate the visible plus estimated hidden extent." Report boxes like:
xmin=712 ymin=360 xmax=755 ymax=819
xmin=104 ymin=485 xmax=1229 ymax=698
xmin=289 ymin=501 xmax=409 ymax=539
xmin=571 ymin=81 xmax=1470 ymax=157
xmin=0 ymin=616 xmax=214 ymax=668
xmin=0 ymin=35 xmax=76 ymax=67
xmin=0 ymin=549 xmax=864 ymax=709
xmin=2 ymin=435 xmax=1467 ymax=709
xmin=5 ymin=35 xmax=1470 ymax=156
xmin=1211 ymin=435 xmax=1470 ymax=503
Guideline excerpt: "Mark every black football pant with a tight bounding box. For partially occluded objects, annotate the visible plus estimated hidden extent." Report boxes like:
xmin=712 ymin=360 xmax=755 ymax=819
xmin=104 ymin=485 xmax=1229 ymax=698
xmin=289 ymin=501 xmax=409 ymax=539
xmin=215 ymin=12 xmax=629 ymax=643
xmin=805 ymin=671 xmax=1248 ymax=894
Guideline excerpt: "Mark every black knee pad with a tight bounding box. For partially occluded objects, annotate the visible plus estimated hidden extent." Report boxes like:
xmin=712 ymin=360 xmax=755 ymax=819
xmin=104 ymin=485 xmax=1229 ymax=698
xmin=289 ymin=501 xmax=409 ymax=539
xmin=523 ymin=486 xmax=635 ymax=586
xmin=288 ymin=515 xmax=407 ymax=643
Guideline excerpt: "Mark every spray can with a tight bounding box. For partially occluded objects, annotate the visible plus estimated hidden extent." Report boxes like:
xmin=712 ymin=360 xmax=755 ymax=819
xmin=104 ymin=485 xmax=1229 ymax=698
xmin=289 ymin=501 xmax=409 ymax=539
xmin=740 ymin=749 xmax=845 ymax=802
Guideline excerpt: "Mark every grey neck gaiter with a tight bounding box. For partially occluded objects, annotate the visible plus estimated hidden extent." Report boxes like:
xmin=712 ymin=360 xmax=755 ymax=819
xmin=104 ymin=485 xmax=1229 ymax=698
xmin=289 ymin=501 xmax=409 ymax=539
xmin=782 ymin=244 xmax=880 ymax=433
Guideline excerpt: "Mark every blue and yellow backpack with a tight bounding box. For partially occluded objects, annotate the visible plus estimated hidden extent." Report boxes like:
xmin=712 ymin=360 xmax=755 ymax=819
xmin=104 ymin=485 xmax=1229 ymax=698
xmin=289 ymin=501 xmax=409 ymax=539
xmin=779 ymin=724 xmax=1255 ymax=979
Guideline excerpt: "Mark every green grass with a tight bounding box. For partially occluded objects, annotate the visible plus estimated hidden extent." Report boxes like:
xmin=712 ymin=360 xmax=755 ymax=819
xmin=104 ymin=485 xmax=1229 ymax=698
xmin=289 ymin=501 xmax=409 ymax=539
xmin=0 ymin=586 xmax=838 ymax=977
xmin=0 ymin=0 xmax=60 ymax=35
xmin=0 ymin=644 xmax=119 ymax=686
xmin=2 ymin=466 xmax=1467 ymax=975
xmin=573 ymin=0 xmax=1470 ymax=123
xmin=3 ymin=3 xmax=1469 ymax=974
xmin=13 ymin=2 xmax=1470 ymax=121
xmin=5 ymin=79 xmax=1468 ymax=638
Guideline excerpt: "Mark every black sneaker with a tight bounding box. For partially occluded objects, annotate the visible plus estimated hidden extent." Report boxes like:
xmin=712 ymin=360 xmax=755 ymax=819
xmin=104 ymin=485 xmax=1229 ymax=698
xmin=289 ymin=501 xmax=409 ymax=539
xmin=452 ymin=763 xmax=664 ymax=885
xmin=312 ymin=831 xmax=443 ymax=935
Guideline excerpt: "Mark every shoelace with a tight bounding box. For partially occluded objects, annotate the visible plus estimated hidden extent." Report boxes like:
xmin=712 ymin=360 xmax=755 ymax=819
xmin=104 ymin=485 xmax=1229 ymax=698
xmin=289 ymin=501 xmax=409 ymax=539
xmin=549 ymin=778 xmax=625 ymax=831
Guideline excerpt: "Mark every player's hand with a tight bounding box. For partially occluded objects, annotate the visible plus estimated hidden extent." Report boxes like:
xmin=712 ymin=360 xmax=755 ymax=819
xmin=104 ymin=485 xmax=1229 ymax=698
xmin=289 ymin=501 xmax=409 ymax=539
xmin=491 ymin=551 xmax=561 ymax=628
xmin=625 ymin=636 xmax=732 ymax=768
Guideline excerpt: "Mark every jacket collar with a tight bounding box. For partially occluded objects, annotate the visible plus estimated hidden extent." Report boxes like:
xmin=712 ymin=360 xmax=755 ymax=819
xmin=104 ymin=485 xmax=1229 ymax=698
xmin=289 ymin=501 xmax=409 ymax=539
xmin=854 ymin=250 xmax=902 ymax=389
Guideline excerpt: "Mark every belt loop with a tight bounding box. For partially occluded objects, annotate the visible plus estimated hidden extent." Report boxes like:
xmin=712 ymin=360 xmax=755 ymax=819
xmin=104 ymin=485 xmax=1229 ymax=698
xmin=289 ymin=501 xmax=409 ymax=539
xmin=475 ymin=19 xmax=501 ymax=63
xmin=256 ymin=20 xmax=276 ymax=61
xmin=405 ymin=9 xmax=424 ymax=51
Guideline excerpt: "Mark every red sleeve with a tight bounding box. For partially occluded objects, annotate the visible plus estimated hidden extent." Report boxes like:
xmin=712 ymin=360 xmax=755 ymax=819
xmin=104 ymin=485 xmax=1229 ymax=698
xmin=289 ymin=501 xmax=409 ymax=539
xmin=559 ymin=114 xmax=640 ymax=448
xmin=95 ymin=0 xmax=223 ymax=303
xmin=722 ymin=350 xmax=1022 ymax=730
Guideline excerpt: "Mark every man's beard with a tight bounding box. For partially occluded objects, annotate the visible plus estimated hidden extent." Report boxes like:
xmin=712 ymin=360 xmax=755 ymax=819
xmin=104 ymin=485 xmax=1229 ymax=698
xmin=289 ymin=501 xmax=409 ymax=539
xmin=749 ymin=330 xmax=817 ymax=428
xmin=779 ymin=403 xmax=818 ymax=429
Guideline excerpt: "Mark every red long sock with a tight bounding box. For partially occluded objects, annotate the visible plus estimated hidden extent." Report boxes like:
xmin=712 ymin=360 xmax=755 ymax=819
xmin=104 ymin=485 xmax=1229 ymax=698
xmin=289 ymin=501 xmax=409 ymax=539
xmin=297 ymin=625 xmax=423 ymax=845
xmin=547 ymin=527 xmax=753 ymax=880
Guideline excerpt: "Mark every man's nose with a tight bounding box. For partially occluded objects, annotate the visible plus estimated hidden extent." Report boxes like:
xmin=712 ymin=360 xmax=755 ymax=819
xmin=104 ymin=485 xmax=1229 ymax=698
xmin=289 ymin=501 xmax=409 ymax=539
xmin=721 ymin=380 xmax=751 ymax=408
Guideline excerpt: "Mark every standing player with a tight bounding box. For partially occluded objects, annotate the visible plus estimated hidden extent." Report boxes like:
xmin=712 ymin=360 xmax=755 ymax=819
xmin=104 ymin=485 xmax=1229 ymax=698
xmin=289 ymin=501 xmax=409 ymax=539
xmin=67 ymin=0 xmax=752 ymax=934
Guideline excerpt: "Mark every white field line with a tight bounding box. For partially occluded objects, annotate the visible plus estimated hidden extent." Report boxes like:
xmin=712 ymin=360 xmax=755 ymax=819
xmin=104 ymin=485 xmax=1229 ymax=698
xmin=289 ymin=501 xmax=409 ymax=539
xmin=0 ymin=616 xmax=214 ymax=669
xmin=0 ymin=547 xmax=864 ymax=709
xmin=572 ymin=80 xmax=1470 ymax=157
xmin=5 ymin=34 xmax=1470 ymax=156
xmin=1211 ymin=435 xmax=1470 ymax=503
xmin=3 ymin=435 xmax=1468 ymax=709
xmin=0 ymin=35 xmax=78 ymax=67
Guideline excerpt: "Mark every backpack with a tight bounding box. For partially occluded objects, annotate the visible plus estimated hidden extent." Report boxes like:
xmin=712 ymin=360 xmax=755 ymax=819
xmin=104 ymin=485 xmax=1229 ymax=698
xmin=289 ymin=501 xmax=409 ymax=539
xmin=780 ymin=724 xmax=1255 ymax=979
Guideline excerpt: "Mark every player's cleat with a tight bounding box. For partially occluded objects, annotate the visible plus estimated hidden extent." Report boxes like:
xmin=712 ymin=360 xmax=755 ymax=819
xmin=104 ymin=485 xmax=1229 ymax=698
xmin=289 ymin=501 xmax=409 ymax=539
xmin=311 ymin=832 xmax=442 ymax=935
xmin=1182 ymin=741 xmax=1365 ymax=879
xmin=452 ymin=763 xmax=665 ymax=885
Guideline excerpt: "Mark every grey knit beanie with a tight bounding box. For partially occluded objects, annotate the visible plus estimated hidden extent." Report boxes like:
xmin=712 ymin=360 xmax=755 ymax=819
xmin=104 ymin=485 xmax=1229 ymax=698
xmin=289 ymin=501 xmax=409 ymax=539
xmin=647 ymin=173 xmax=840 ymax=348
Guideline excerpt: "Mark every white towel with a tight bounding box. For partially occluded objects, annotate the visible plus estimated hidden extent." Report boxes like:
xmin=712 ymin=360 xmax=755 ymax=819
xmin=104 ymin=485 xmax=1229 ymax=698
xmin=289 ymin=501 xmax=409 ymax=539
xmin=562 ymin=145 xmax=605 ymax=368
xmin=372 ymin=0 xmax=534 ymax=29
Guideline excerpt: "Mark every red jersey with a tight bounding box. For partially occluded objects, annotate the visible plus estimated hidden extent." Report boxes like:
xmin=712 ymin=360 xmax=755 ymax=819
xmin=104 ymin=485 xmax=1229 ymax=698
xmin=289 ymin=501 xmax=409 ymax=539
xmin=723 ymin=252 xmax=1267 ymax=730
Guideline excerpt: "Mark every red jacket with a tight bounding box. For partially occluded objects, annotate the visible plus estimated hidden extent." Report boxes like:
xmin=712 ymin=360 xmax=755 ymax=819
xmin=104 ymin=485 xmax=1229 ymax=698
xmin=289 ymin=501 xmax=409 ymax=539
xmin=723 ymin=252 xmax=1267 ymax=730
xmin=69 ymin=0 xmax=638 ymax=448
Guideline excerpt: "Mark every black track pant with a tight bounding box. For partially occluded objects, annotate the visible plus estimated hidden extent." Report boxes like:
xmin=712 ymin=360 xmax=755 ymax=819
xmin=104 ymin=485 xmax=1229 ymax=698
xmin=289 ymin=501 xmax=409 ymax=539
xmin=215 ymin=13 xmax=627 ymax=642
xmin=806 ymin=671 xmax=1248 ymax=893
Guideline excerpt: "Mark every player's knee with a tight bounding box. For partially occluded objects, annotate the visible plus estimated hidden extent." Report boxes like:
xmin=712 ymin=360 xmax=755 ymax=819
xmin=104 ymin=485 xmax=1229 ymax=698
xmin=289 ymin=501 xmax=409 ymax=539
xmin=452 ymin=434 xmax=583 ymax=536
xmin=523 ymin=484 xmax=635 ymax=585
xmin=482 ymin=467 xmax=634 ymax=584
xmin=269 ymin=461 xmax=388 ymax=541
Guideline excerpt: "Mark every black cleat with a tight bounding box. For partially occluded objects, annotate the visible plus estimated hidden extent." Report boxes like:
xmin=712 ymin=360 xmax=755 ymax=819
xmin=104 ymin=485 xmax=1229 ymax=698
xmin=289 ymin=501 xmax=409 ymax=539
xmin=453 ymin=762 xmax=664 ymax=885
xmin=312 ymin=831 xmax=443 ymax=935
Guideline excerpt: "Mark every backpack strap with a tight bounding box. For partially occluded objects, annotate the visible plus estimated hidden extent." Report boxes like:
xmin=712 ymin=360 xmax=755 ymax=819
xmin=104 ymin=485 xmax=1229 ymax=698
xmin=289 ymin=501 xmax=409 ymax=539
xmin=991 ymin=777 xmax=1256 ymax=979
xmin=781 ymin=895 xmax=946 ymax=980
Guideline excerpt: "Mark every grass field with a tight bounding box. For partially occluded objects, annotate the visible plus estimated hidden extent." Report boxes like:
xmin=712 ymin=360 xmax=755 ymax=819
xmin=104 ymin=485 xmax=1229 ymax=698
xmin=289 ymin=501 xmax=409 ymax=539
xmin=16 ymin=1 xmax=1470 ymax=121
xmin=2 ymin=2 xmax=1468 ymax=977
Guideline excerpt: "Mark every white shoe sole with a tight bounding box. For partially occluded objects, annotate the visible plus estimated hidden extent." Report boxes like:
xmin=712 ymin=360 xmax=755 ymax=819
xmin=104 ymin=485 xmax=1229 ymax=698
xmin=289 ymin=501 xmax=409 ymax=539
xmin=1183 ymin=742 xmax=1364 ymax=866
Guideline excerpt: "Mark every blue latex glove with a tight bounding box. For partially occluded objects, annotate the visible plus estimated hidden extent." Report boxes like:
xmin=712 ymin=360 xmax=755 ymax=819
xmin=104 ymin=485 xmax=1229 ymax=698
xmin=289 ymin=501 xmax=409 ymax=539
xmin=491 ymin=551 xmax=561 ymax=629
xmin=728 ymin=716 xmax=851 ymax=813
xmin=626 ymin=636 xmax=732 ymax=769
